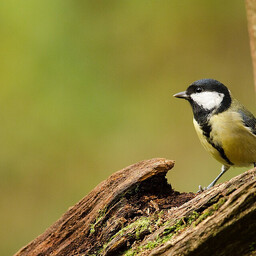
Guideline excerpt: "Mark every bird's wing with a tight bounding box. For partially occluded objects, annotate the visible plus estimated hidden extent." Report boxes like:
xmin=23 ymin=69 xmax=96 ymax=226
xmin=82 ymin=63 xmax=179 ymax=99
xmin=238 ymin=107 xmax=256 ymax=136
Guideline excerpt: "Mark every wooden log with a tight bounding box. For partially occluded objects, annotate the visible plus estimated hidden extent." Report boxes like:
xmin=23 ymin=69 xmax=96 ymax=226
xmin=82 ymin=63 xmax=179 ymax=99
xmin=14 ymin=158 xmax=256 ymax=256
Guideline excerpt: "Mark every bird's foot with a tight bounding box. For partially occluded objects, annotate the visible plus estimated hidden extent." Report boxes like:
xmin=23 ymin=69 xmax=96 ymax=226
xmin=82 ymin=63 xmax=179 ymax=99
xmin=197 ymin=185 xmax=207 ymax=193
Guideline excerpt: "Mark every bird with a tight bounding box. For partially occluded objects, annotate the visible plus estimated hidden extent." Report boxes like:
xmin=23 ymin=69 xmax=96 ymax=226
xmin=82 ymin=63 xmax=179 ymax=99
xmin=173 ymin=78 xmax=256 ymax=190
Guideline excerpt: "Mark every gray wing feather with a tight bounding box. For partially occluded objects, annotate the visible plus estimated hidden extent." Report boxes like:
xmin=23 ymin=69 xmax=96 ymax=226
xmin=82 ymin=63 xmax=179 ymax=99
xmin=238 ymin=108 xmax=256 ymax=135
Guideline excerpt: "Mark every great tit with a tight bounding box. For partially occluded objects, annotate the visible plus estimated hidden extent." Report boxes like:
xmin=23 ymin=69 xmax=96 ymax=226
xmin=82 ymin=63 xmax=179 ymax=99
xmin=174 ymin=79 xmax=256 ymax=189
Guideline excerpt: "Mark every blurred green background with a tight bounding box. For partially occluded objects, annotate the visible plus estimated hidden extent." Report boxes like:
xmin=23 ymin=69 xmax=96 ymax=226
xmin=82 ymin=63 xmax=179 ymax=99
xmin=0 ymin=0 xmax=255 ymax=255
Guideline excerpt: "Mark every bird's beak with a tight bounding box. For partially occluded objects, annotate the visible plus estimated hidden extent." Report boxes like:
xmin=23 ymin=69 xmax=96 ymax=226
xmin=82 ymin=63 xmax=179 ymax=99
xmin=173 ymin=91 xmax=189 ymax=99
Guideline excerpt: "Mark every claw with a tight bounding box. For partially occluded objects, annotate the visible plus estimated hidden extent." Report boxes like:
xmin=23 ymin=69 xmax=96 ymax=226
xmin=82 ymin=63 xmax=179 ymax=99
xmin=197 ymin=185 xmax=206 ymax=193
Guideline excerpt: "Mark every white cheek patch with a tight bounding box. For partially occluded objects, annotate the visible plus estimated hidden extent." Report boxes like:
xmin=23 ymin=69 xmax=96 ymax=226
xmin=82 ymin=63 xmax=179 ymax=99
xmin=191 ymin=91 xmax=224 ymax=110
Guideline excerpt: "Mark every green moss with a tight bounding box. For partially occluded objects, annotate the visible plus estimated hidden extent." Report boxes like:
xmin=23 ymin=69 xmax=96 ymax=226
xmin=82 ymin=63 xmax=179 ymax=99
xmin=249 ymin=242 xmax=256 ymax=251
xmin=162 ymin=225 xmax=176 ymax=235
xmin=123 ymin=248 xmax=137 ymax=256
xmin=144 ymin=240 xmax=159 ymax=249
xmin=90 ymin=224 xmax=95 ymax=234
xmin=135 ymin=217 xmax=151 ymax=239
xmin=213 ymin=197 xmax=226 ymax=210
xmin=90 ymin=207 xmax=107 ymax=234
xmin=194 ymin=209 xmax=212 ymax=226
xmin=155 ymin=210 xmax=164 ymax=226
xmin=187 ymin=211 xmax=199 ymax=224
xmin=101 ymin=198 xmax=226 ymax=255
xmin=101 ymin=216 xmax=151 ymax=255
xmin=128 ymin=211 xmax=200 ymax=255
xmin=129 ymin=201 xmax=225 ymax=255
xmin=194 ymin=197 xmax=226 ymax=226
xmin=134 ymin=184 xmax=140 ymax=194
xmin=119 ymin=216 xmax=150 ymax=239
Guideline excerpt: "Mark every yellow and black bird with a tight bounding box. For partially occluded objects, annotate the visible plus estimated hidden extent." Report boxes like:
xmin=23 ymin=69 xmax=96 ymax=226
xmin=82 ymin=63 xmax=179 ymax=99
xmin=174 ymin=79 xmax=256 ymax=189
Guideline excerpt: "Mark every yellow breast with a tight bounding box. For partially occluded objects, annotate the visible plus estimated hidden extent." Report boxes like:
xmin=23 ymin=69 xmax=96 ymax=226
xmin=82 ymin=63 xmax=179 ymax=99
xmin=193 ymin=111 xmax=256 ymax=167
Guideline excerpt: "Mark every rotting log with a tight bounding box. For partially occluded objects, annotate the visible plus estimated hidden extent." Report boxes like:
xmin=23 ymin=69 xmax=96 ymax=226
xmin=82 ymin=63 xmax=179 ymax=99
xmin=15 ymin=158 xmax=256 ymax=256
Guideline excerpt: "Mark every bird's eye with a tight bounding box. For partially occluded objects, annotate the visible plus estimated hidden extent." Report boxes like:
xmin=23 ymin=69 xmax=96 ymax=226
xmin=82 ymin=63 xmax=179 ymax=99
xmin=195 ymin=87 xmax=203 ymax=93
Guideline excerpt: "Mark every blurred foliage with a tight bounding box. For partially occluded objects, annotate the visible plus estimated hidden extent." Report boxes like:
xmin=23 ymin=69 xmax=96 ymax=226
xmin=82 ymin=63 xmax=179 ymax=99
xmin=0 ymin=0 xmax=255 ymax=255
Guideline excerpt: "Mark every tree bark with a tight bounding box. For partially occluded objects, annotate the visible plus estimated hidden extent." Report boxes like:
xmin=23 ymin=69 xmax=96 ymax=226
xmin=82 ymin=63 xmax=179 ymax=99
xmin=14 ymin=158 xmax=256 ymax=256
xmin=246 ymin=0 xmax=256 ymax=91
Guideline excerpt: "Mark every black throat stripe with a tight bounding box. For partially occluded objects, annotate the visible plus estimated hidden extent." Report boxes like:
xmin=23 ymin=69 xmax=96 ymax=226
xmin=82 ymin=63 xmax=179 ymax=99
xmin=201 ymin=122 xmax=233 ymax=166
xmin=191 ymin=100 xmax=233 ymax=166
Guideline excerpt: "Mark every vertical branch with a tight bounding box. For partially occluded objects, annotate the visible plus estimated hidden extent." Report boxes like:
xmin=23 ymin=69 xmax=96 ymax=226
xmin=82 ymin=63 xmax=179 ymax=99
xmin=245 ymin=0 xmax=256 ymax=91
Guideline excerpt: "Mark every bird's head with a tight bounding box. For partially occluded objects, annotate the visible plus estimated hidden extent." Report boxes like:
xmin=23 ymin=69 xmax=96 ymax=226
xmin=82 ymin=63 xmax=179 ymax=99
xmin=174 ymin=79 xmax=232 ymax=117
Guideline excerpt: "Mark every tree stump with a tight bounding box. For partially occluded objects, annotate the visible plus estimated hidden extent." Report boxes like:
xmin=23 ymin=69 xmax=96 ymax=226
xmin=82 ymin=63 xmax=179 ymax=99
xmin=14 ymin=158 xmax=256 ymax=256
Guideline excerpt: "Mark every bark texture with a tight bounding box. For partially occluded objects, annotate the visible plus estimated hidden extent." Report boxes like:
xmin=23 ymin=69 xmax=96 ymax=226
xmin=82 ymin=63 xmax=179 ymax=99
xmin=14 ymin=158 xmax=256 ymax=256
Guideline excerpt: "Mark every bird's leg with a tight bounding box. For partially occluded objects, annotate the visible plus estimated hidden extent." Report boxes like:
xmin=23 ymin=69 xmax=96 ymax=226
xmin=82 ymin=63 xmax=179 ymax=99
xmin=206 ymin=165 xmax=230 ymax=189
xmin=197 ymin=165 xmax=230 ymax=192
